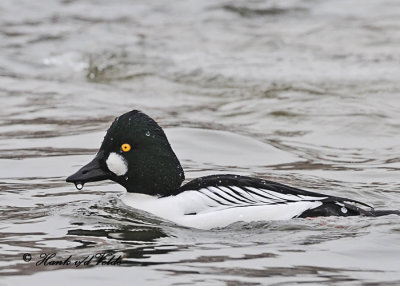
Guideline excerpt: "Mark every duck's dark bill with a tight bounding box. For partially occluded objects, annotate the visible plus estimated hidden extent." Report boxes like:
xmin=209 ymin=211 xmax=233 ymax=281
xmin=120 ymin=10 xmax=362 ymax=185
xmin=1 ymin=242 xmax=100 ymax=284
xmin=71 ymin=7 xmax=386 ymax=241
xmin=66 ymin=154 xmax=111 ymax=189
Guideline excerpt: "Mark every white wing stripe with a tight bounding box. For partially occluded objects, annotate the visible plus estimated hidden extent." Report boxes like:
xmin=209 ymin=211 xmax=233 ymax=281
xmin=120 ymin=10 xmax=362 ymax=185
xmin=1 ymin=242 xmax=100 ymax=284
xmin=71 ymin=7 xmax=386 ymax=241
xmin=229 ymin=186 xmax=258 ymax=203
xmin=224 ymin=187 xmax=256 ymax=203
xmin=208 ymin=187 xmax=244 ymax=204
xmin=201 ymin=188 xmax=233 ymax=205
xmin=191 ymin=185 xmax=328 ymax=209
xmin=246 ymin=188 xmax=287 ymax=202
xmin=245 ymin=187 xmax=283 ymax=204
xmin=197 ymin=188 xmax=223 ymax=207
xmin=261 ymin=190 xmax=304 ymax=201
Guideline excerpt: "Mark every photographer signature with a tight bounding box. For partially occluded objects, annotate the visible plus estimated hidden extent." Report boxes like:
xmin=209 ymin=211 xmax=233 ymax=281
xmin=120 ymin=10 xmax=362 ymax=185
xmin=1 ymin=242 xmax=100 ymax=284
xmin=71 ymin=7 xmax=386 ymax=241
xmin=23 ymin=252 xmax=122 ymax=267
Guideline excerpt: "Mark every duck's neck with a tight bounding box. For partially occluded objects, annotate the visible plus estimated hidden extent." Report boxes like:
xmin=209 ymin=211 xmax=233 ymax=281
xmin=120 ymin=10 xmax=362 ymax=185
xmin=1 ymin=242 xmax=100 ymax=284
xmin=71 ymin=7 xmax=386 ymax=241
xmin=119 ymin=145 xmax=185 ymax=196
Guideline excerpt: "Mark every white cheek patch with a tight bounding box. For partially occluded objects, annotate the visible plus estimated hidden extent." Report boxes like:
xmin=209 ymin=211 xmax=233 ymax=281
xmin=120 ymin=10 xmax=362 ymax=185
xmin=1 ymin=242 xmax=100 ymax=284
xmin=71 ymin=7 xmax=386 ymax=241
xmin=106 ymin=152 xmax=128 ymax=176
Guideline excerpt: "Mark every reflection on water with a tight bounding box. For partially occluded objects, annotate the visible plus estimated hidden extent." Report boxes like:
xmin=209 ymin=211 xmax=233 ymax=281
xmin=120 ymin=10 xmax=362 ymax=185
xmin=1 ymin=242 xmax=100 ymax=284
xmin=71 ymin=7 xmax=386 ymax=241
xmin=1 ymin=0 xmax=400 ymax=284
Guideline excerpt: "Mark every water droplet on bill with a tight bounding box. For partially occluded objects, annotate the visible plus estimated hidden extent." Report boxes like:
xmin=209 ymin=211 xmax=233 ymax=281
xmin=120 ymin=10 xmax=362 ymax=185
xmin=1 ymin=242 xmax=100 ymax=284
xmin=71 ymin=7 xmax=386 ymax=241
xmin=75 ymin=182 xmax=84 ymax=190
xmin=145 ymin=131 xmax=150 ymax=136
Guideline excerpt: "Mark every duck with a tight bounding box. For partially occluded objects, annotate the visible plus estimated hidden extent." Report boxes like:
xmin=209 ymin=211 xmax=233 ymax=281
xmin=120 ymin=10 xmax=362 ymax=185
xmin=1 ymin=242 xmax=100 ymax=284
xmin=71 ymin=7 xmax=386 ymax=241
xmin=66 ymin=110 xmax=399 ymax=229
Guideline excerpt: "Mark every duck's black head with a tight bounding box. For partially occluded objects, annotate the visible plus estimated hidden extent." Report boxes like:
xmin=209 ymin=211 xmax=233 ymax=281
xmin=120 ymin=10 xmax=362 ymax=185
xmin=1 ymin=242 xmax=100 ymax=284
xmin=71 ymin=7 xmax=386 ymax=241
xmin=66 ymin=110 xmax=185 ymax=196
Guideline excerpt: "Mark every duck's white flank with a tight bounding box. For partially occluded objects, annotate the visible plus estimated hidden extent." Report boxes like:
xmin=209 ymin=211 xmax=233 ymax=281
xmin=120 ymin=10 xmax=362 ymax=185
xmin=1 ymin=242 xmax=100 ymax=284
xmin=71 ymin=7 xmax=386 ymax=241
xmin=120 ymin=186 xmax=325 ymax=229
xmin=106 ymin=152 xmax=128 ymax=176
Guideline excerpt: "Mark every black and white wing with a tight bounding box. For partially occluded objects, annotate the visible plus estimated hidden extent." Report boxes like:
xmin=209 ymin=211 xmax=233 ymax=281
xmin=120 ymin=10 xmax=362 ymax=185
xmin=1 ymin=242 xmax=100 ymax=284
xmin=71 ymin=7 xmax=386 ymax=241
xmin=177 ymin=174 xmax=371 ymax=217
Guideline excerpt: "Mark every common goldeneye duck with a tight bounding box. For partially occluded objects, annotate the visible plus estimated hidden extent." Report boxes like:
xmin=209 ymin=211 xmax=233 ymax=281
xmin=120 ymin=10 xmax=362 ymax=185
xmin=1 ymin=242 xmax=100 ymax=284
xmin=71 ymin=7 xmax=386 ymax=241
xmin=66 ymin=110 xmax=399 ymax=229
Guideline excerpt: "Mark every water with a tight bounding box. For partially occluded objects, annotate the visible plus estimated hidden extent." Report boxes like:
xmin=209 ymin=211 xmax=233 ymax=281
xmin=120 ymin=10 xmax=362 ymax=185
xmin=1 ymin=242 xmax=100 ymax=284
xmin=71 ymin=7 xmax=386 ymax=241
xmin=1 ymin=0 xmax=400 ymax=284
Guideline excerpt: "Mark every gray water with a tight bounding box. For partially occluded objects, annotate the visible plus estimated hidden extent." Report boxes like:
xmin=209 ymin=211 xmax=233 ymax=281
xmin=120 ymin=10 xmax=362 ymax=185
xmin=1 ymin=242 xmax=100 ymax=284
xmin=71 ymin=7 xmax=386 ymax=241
xmin=1 ymin=0 xmax=400 ymax=284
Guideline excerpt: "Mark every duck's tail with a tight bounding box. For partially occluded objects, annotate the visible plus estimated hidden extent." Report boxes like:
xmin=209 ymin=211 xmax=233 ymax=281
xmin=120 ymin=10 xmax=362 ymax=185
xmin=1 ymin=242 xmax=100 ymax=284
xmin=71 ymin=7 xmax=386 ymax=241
xmin=365 ymin=209 xmax=400 ymax=217
xmin=345 ymin=203 xmax=400 ymax=217
xmin=299 ymin=201 xmax=400 ymax=218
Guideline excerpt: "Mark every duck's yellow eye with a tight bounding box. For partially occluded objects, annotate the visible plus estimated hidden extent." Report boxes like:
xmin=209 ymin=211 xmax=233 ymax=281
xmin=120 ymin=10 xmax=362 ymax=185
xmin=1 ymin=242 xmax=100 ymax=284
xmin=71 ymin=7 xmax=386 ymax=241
xmin=121 ymin=143 xmax=131 ymax=152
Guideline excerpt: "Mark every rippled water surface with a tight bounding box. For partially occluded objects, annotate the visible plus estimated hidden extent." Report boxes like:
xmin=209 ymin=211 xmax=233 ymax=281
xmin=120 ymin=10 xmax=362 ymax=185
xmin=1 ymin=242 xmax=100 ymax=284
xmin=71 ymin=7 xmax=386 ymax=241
xmin=1 ymin=0 xmax=400 ymax=284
